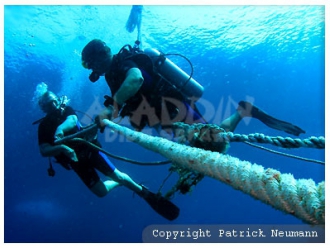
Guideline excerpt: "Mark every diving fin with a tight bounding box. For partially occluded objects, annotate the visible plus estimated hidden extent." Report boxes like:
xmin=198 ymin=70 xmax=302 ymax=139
xmin=238 ymin=101 xmax=306 ymax=136
xmin=125 ymin=5 xmax=143 ymax=33
xmin=139 ymin=186 xmax=180 ymax=221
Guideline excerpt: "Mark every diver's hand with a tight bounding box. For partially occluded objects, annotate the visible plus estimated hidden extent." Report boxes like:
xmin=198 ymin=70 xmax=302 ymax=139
xmin=54 ymin=128 xmax=64 ymax=141
xmin=95 ymin=106 xmax=114 ymax=133
xmin=95 ymin=115 xmax=106 ymax=133
xmin=62 ymin=145 xmax=78 ymax=162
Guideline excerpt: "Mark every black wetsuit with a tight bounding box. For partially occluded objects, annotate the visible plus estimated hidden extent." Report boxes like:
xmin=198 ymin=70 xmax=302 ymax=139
xmin=38 ymin=106 xmax=116 ymax=188
xmin=105 ymin=53 xmax=205 ymax=131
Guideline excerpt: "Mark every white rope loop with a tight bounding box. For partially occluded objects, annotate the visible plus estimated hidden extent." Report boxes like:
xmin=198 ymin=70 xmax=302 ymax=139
xmin=104 ymin=120 xmax=325 ymax=225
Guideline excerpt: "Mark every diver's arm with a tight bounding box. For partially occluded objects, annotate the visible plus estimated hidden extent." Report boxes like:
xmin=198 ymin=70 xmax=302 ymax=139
xmin=39 ymin=143 xmax=72 ymax=157
xmin=57 ymin=115 xmax=78 ymax=133
xmin=54 ymin=115 xmax=78 ymax=140
xmin=113 ymin=67 xmax=144 ymax=106
xmin=96 ymin=68 xmax=143 ymax=127
xmin=39 ymin=143 xmax=78 ymax=162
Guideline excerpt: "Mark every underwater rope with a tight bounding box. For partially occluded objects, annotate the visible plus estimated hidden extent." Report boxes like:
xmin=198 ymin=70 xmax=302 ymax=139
xmin=103 ymin=119 xmax=325 ymax=225
xmin=54 ymin=123 xmax=98 ymax=144
xmin=173 ymin=122 xmax=325 ymax=149
xmin=243 ymin=141 xmax=325 ymax=165
xmin=71 ymin=138 xmax=171 ymax=166
xmin=172 ymin=122 xmax=324 ymax=165
xmin=54 ymin=124 xmax=171 ymax=166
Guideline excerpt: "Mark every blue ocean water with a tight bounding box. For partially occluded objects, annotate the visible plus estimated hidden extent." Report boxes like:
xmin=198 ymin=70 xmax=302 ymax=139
xmin=3 ymin=5 xmax=325 ymax=243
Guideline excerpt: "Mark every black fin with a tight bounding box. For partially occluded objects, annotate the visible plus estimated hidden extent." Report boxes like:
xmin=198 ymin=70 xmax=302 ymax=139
xmin=238 ymin=101 xmax=306 ymax=136
xmin=125 ymin=5 xmax=143 ymax=33
xmin=140 ymin=188 xmax=180 ymax=221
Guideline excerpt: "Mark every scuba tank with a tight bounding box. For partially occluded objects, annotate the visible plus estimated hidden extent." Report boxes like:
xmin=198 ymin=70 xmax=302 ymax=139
xmin=143 ymin=48 xmax=204 ymax=100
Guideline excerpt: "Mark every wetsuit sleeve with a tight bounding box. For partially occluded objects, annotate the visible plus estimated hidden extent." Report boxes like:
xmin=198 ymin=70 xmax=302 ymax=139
xmin=38 ymin=106 xmax=77 ymax=145
xmin=120 ymin=59 xmax=138 ymax=74
xmin=106 ymin=59 xmax=139 ymax=96
xmin=63 ymin=106 xmax=76 ymax=116
xmin=38 ymin=121 xmax=54 ymax=145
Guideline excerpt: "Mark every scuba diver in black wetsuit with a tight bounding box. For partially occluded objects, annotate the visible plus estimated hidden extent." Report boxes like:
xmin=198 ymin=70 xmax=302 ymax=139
xmin=81 ymin=39 xmax=205 ymax=133
xmin=81 ymin=39 xmax=305 ymax=145
xmin=33 ymin=83 xmax=179 ymax=221
xmin=79 ymin=6 xmax=305 ymax=201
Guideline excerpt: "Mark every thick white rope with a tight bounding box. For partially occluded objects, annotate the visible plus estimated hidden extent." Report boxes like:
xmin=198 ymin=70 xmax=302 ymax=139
xmin=104 ymin=120 xmax=325 ymax=225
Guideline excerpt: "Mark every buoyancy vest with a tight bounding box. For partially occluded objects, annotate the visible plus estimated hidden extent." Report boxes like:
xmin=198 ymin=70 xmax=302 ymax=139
xmin=105 ymin=43 xmax=205 ymax=130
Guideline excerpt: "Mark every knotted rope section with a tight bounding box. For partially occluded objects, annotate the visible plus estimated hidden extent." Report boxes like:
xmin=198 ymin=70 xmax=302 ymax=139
xmin=172 ymin=122 xmax=325 ymax=149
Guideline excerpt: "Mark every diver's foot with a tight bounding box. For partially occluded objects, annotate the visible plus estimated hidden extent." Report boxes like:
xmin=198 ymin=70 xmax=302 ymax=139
xmin=237 ymin=101 xmax=260 ymax=118
xmin=137 ymin=185 xmax=151 ymax=198
xmin=237 ymin=101 xmax=306 ymax=136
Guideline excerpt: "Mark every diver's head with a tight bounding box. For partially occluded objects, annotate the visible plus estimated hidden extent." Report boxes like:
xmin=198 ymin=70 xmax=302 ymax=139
xmin=81 ymin=39 xmax=112 ymax=83
xmin=38 ymin=91 xmax=61 ymax=113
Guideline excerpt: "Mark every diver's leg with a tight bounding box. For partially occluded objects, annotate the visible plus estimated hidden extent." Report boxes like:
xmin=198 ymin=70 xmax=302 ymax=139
xmin=104 ymin=180 xmax=121 ymax=191
xmin=219 ymin=111 xmax=242 ymax=132
xmin=219 ymin=100 xmax=260 ymax=132
xmin=72 ymin=161 xmax=116 ymax=197
xmin=90 ymin=150 xmax=179 ymax=220
xmin=89 ymin=180 xmax=118 ymax=197
xmin=107 ymin=169 xmax=143 ymax=194
xmin=107 ymin=168 xmax=180 ymax=220
xmin=91 ymin=151 xmax=143 ymax=194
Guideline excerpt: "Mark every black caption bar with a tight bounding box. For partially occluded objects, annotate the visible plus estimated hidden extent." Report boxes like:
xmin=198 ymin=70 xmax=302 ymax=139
xmin=143 ymin=224 xmax=325 ymax=243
